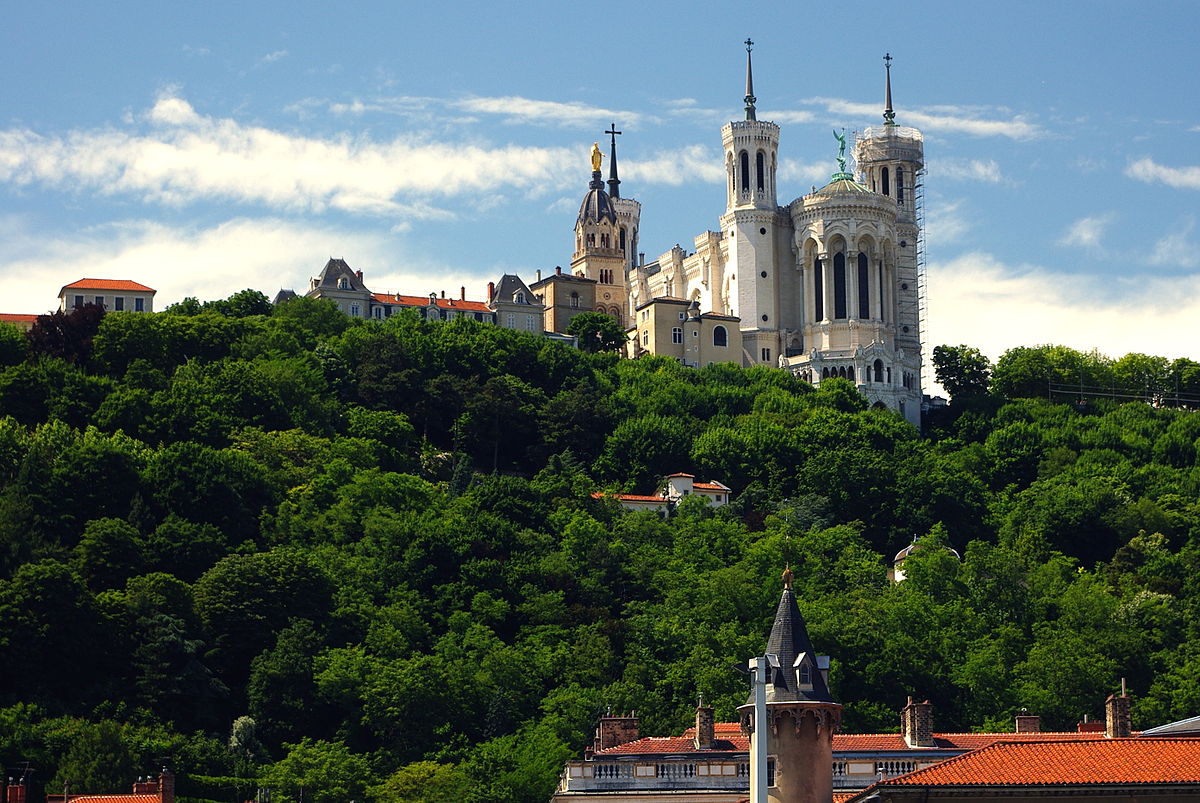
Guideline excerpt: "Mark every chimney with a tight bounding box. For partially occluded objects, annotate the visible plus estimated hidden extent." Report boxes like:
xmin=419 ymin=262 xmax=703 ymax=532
xmin=694 ymin=701 xmax=715 ymax=750
xmin=593 ymin=712 xmax=640 ymax=752
xmin=639 ymin=252 xmax=645 ymax=266
xmin=537 ymin=269 xmax=542 ymax=281
xmin=158 ymin=769 xmax=174 ymax=803
xmin=901 ymin=697 xmax=935 ymax=747
xmin=1077 ymin=713 xmax=1105 ymax=733
xmin=133 ymin=778 xmax=158 ymax=794
xmin=487 ymin=281 xmax=495 ymax=300
xmin=355 ymin=270 xmax=363 ymax=282
xmin=440 ymin=290 xmax=445 ymax=299
xmin=460 ymin=286 xmax=465 ymax=301
xmin=556 ymin=265 xmax=563 ymax=275
xmin=7 ymin=778 xmax=27 ymax=803
xmin=1014 ymin=709 xmax=1040 ymax=733
xmin=1106 ymin=685 xmax=1131 ymax=738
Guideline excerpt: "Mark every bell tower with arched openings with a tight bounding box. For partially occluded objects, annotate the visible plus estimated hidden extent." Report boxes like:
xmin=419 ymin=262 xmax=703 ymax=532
xmin=719 ymin=38 xmax=784 ymax=365
xmin=853 ymin=53 xmax=925 ymax=414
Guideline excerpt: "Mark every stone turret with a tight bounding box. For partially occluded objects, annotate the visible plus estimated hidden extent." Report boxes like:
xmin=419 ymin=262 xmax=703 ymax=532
xmin=738 ymin=568 xmax=842 ymax=803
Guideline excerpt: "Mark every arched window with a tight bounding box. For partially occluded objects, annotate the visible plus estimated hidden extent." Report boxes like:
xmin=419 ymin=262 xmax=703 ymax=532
xmin=756 ymin=151 xmax=765 ymax=192
xmin=813 ymin=257 xmax=824 ymax=320
xmin=896 ymin=167 xmax=904 ymax=203
xmin=619 ymin=227 xmax=627 ymax=253
xmin=587 ymin=233 xmax=595 ymax=246
xmin=833 ymin=252 xmax=847 ymax=319
xmin=873 ymin=359 xmax=884 ymax=382
xmin=515 ymin=291 xmax=525 ymax=304
xmin=882 ymin=166 xmax=890 ymax=197
xmin=713 ymin=325 xmax=728 ymax=347
xmin=739 ymin=150 xmax=750 ymax=193
xmin=858 ymin=252 xmax=870 ymax=318
xmin=847 ymin=365 xmax=855 ymax=382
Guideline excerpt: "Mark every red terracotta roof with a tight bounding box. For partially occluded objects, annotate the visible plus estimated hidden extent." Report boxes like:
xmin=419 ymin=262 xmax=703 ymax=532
xmin=0 ymin=313 xmax=38 ymax=323
xmin=371 ymin=293 xmax=492 ymax=313
xmin=52 ymin=796 xmax=159 ymax=803
xmin=693 ymin=482 xmax=729 ymax=492
xmin=880 ymin=738 xmax=1200 ymax=786
xmin=591 ymin=492 xmax=668 ymax=504
xmin=602 ymin=725 xmax=1115 ymax=756
xmin=665 ymin=472 xmax=696 ymax=478
xmin=60 ymin=278 xmax=155 ymax=293
xmin=833 ymin=794 xmax=857 ymax=803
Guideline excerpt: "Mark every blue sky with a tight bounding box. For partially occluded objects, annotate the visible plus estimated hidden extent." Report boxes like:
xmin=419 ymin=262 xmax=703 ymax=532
xmin=2 ymin=0 xmax=1199 ymax=371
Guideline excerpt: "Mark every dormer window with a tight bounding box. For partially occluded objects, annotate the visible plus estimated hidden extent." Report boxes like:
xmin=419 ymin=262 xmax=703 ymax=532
xmin=338 ymin=277 xmax=349 ymax=290
xmin=799 ymin=663 xmax=812 ymax=687
xmin=515 ymin=291 xmax=525 ymax=304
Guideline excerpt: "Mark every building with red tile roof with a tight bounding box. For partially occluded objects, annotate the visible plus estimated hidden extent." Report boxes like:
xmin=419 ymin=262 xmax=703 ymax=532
xmin=846 ymin=739 xmax=1200 ymax=801
xmin=0 ymin=313 xmax=38 ymax=332
xmin=57 ymin=278 xmax=156 ymax=313
xmin=591 ymin=473 xmax=732 ymax=514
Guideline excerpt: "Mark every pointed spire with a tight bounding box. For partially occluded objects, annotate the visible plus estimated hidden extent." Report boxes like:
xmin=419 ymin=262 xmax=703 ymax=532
xmin=605 ymin=122 xmax=622 ymax=199
xmin=743 ymin=38 xmax=757 ymax=121
xmin=746 ymin=571 xmax=836 ymax=705
xmin=883 ymin=52 xmax=896 ymax=125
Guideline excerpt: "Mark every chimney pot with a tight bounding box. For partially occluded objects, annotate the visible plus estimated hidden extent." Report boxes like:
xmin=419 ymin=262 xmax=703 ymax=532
xmin=556 ymin=265 xmax=563 ymax=275
xmin=460 ymin=286 xmax=465 ymax=300
xmin=487 ymin=281 xmax=495 ymax=300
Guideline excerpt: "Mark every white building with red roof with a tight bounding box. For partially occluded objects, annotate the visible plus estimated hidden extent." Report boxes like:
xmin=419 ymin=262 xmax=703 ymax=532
xmin=58 ymin=278 xmax=156 ymax=313
xmin=592 ymin=474 xmax=732 ymax=514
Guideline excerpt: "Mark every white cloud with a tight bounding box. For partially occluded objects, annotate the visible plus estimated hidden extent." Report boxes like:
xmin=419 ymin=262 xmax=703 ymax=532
xmin=0 ymin=94 xmax=583 ymax=219
xmin=924 ymin=200 xmax=970 ymax=247
xmin=1149 ymin=218 xmax=1200 ymax=268
xmin=452 ymin=96 xmax=643 ymax=128
xmin=778 ymin=159 xmax=830 ymax=185
xmin=259 ymin=50 xmax=289 ymax=64
xmin=623 ymin=144 xmax=725 ymax=185
xmin=1126 ymin=157 xmax=1200 ymax=190
xmin=1059 ymin=212 xmax=1116 ymax=249
xmin=928 ymin=158 xmax=1005 ymax=183
xmin=804 ymin=97 xmax=1041 ymax=139
xmin=0 ymin=217 xmax=495 ymax=313
xmin=925 ymin=252 xmax=1200 ymax=366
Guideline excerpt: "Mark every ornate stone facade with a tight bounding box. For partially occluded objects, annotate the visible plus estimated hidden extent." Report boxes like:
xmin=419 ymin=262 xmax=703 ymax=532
xmin=625 ymin=49 xmax=925 ymax=426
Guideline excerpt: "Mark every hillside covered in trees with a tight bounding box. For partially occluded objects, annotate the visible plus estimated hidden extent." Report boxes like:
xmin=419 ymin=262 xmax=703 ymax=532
xmin=2 ymin=296 xmax=1200 ymax=803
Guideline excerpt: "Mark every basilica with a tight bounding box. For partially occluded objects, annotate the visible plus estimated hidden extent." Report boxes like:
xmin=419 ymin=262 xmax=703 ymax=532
xmin=564 ymin=47 xmax=926 ymax=426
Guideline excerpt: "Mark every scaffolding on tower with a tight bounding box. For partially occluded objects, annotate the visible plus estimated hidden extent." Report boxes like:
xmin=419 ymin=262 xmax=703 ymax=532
xmin=914 ymin=167 xmax=928 ymax=390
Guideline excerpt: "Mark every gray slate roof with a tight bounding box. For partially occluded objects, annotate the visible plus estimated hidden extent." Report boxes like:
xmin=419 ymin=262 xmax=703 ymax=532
xmin=748 ymin=578 xmax=836 ymax=705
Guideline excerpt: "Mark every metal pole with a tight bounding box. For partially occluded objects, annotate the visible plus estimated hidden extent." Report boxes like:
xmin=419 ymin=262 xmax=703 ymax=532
xmin=750 ymin=655 xmax=768 ymax=803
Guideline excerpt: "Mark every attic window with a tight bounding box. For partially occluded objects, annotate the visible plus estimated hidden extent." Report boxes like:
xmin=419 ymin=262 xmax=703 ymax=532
xmin=798 ymin=663 xmax=812 ymax=687
xmin=515 ymin=291 xmax=525 ymax=304
xmin=338 ymin=278 xmax=349 ymax=290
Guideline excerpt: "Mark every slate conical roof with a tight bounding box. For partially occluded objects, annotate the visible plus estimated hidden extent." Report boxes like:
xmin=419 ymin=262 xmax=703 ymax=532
xmin=748 ymin=569 xmax=836 ymax=705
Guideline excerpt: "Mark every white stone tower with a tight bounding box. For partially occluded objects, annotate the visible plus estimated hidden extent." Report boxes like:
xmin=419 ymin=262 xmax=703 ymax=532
xmin=719 ymin=39 xmax=784 ymax=365
xmin=853 ymin=54 xmax=924 ymax=422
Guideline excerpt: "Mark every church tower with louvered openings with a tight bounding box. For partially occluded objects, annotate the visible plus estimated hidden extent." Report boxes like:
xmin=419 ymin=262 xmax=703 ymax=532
xmin=625 ymin=47 xmax=926 ymax=428
xmin=739 ymin=568 xmax=841 ymax=803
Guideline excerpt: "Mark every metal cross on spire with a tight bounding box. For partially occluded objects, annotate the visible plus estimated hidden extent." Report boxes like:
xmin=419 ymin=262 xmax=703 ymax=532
xmin=744 ymin=38 xmax=757 ymax=121
xmin=883 ymin=52 xmax=896 ymax=125
xmin=605 ymin=122 xmax=622 ymax=198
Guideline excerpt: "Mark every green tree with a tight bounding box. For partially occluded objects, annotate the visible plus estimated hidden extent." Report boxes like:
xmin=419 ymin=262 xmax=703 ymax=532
xmin=51 ymin=720 xmax=138 ymax=795
xmin=260 ymin=738 xmax=371 ymax=803
xmin=567 ymin=312 xmax=627 ymax=353
xmin=371 ymin=761 xmax=471 ymax=803
xmin=932 ymin=344 xmax=992 ymax=402
xmin=0 ymin=322 xmax=29 ymax=367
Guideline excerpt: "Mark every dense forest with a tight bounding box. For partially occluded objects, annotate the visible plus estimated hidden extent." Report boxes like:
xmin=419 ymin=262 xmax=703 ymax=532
xmin=2 ymin=295 xmax=1200 ymax=803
